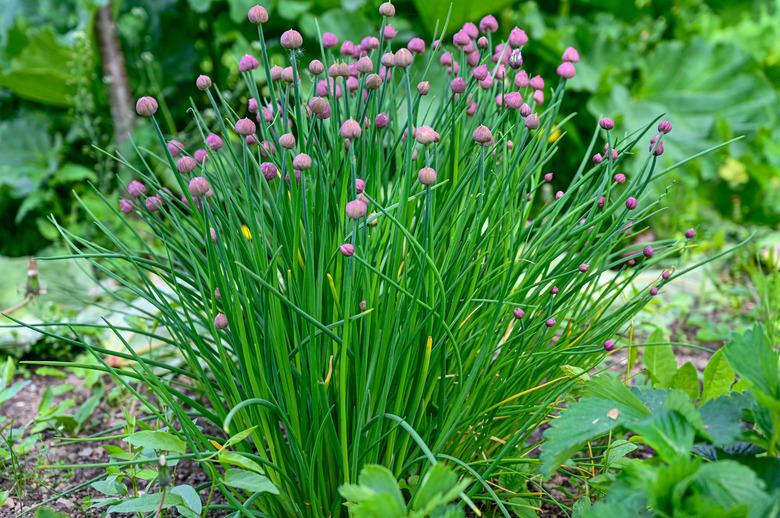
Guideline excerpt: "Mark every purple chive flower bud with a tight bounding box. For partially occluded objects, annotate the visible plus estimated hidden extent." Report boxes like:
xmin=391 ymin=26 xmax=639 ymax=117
xmin=354 ymin=56 xmax=372 ymax=74
xmin=196 ymin=75 xmax=212 ymax=90
xmin=280 ymin=29 xmax=303 ymax=49
xmin=167 ymin=139 xmax=184 ymax=157
xmin=649 ymin=287 xmax=659 ymax=296
xmin=551 ymin=286 xmax=560 ymax=295
xmin=177 ymin=156 xmax=197 ymax=174
xmin=450 ymin=77 xmax=466 ymax=94
xmin=603 ymin=339 xmax=615 ymax=351
xmin=261 ymin=162 xmax=277 ymax=180
xmin=309 ymin=59 xmax=325 ymax=75
xmin=394 ymin=48 xmax=413 ymax=68
xmin=561 ymin=46 xmax=580 ymax=63
xmin=375 ymin=112 xmax=389 ymax=128
xmin=627 ymin=258 xmax=636 ymax=266
xmin=340 ymin=119 xmax=362 ymax=139
xmin=625 ymin=197 xmax=638 ymax=210
xmin=556 ymin=62 xmax=576 ymax=78
xmin=417 ymin=81 xmax=430 ymax=95
xmin=546 ymin=318 xmax=556 ymax=328
xmin=598 ymin=195 xmax=606 ymax=208
xmin=414 ymin=126 xmax=441 ymax=145
xmin=355 ymin=178 xmax=366 ymax=194
xmin=361 ymin=36 xmax=379 ymax=51
xmin=193 ymin=148 xmax=208 ymax=164
xmin=339 ymin=40 xmax=354 ymax=56
xmin=544 ymin=172 xmax=553 ymax=182
xmin=346 ymin=199 xmax=367 ymax=219
xmin=408 ymin=37 xmax=426 ymax=54
xmin=128 ymin=180 xmax=146 ymax=198
xmin=480 ymin=14 xmax=498 ymax=33
xmin=452 ymin=30 xmax=470 ymax=48
xmin=650 ymin=135 xmax=664 ymax=156
xmin=472 ymin=125 xmax=493 ymax=146
xmin=339 ymin=243 xmax=355 ymax=257
xmin=513 ymin=307 xmax=525 ymax=319
xmin=279 ymin=132 xmax=296 ymax=149
xmin=515 ymin=70 xmax=529 ymax=88
xmin=322 ymin=32 xmax=338 ymax=48
xmin=555 ymin=190 xmax=564 ymax=200
xmin=418 ymin=167 xmax=437 ymax=186
xmin=379 ymin=1 xmax=395 ymax=16
xmin=248 ymin=4 xmax=269 ymax=24
xmin=662 ymin=270 xmax=671 ymax=280
xmin=135 ymin=96 xmax=158 ymax=117
xmin=206 ymin=133 xmax=223 ymax=150
xmin=466 ymin=102 xmax=477 ymax=116
xmin=579 ymin=263 xmax=589 ymax=273
xmin=643 ymin=245 xmax=654 ymax=258
xmin=505 ymin=92 xmax=523 ymax=109
xmin=239 ymin=54 xmax=259 ymax=72
xmin=214 ymin=313 xmax=228 ymax=329
xmin=214 ymin=288 xmax=221 ymax=300
xmin=533 ymin=89 xmax=545 ymax=105
xmin=292 ymin=153 xmax=312 ymax=170
xmin=188 ymin=176 xmax=211 ymax=198
xmin=519 ymin=103 xmax=531 ymax=117
xmin=472 ymin=64 xmax=488 ymax=81
xmin=592 ymin=153 xmax=603 ymax=164
xmin=462 ymin=22 xmax=478 ymax=38
xmin=119 ymin=198 xmax=133 ymax=214
xmin=364 ymin=74 xmax=382 ymax=90
xmin=384 ymin=24 xmax=397 ymax=39
xmin=234 ymin=118 xmax=256 ymax=136
xmin=509 ymin=27 xmax=528 ymax=46
xmin=529 ymin=75 xmax=544 ymax=90
xmin=658 ymin=120 xmax=673 ymax=134
xmin=509 ymin=49 xmax=523 ymax=70
xmin=599 ymin=117 xmax=614 ymax=130
xmin=613 ymin=173 xmax=626 ymax=184
xmin=524 ymin=114 xmax=540 ymax=129
xmin=146 ymin=195 xmax=162 ymax=212
xmin=685 ymin=228 xmax=695 ymax=239
xmin=270 ymin=65 xmax=283 ymax=81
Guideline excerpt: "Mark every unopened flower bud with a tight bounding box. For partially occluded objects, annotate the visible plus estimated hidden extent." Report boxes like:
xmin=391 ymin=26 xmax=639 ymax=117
xmin=188 ymin=176 xmax=211 ymax=198
xmin=480 ymin=14 xmax=498 ymax=33
xmin=248 ymin=4 xmax=268 ymax=24
xmin=658 ymin=120 xmax=673 ymax=134
xmin=340 ymin=119 xmax=362 ymax=139
xmin=167 ymin=139 xmax=184 ymax=157
xmin=379 ymin=1 xmax=395 ymax=16
xmin=239 ymin=54 xmax=259 ymax=72
xmin=346 ymin=199 xmax=367 ymax=219
xmin=561 ymin=46 xmax=580 ymax=63
xmin=394 ymin=48 xmax=413 ymax=68
xmin=417 ymin=81 xmax=430 ymax=95
xmin=418 ymin=167 xmax=437 ymax=185
xmin=339 ymin=243 xmax=355 ymax=257
xmin=234 ymin=118 xmax=256 ymax=135
xmin=599 ymin=117 xmax=614 ymax=130
xmin=309 ymin=59 xmax=324 ymax=75
xmin=556 ymin=62 xmax=576 ymax=78
xmin=280 ymin=29 xmax=303 ymax=49
xmin=292 ymin=153 xmax=312 ymax=170
xmin=408 ymin=37 xmax=426 ymax=54
xmin=177 ymin=156 xmax=197 ymax=174
xmin=279 ymin=133 xmax=296 ymax=149
xmin=214 ymin=313 xmax=228 ymax=329
xmin=135 ymin=96 xmax=158 ymax=117
xmin=473 ymin=125 xmax=493 ymax=146
xmin=524 ymin=114 xmax=539 ymax=129
xmin=625 ymin=197 xmax=638 ymax=210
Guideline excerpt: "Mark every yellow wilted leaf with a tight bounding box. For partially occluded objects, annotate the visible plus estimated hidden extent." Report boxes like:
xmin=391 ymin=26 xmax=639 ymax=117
xmin=241 ymin=225 xmax=252 ymax=240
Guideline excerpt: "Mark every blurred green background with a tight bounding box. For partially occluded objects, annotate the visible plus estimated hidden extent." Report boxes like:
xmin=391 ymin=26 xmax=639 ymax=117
xmin=1 ymin=0 xmax=778 ymax=258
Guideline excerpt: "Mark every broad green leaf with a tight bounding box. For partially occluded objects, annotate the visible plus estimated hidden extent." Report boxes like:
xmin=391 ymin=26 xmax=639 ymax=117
xmin=604 ymin=439 xmax=638 ymax=469
xmin=218 ymin=451 xmax=264 ymax=474
xmin=671 ymin=362 xmax=699 ymax=402
xmin=33 ymin=509 xmax=69 ymax=518
xmin=692 ymin=460 xmax=773 ymax=517
xmin=223 ymin=468 xmax=279 ymax=494
xmin=643 ymin=329 xmax=677 ymax=388
xmin=358 ymin=465 xmax=405 ymax=511
xmin=171 ymin=484 xmax=202 ymax=516
xmin=724 ymin=326 xmax=779 ymax=398
xmin=702 ymin=349 xmax=735 ymax=403
xmin=699 ymin=395 xmax=748 ymax=447
xmin=91 ymin=476 xmax=126 ymax=497
xmin=223 ymin=426 xmax=257 ymax=448
xmin=412 ymin=464 xmax=458 ymax=511
xmin=1 ymin=357 xmax=14 ymax=388
xmin=628 ymin=410 xmax=694 ymax=463
xmin=350 ymin=493 xmax=406 ymax=517
xmin=0 ymin=114 xmax=57 ymax=198
xmin=582 ymin=374 xmax=650 ymax=417
xmin=107 ymin=492 xmax=184 ymax=513
xmin=124 ymin=430 xmax=186 ymax=454
xmin=0 ymin=380 xmax=28 ymax=405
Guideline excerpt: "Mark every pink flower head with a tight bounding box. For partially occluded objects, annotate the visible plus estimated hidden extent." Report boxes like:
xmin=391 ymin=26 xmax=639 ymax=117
xmin=135 ymin=96 xmax=158 ymax=117
xmin=394 ymin=48 xmax=413 ymax=68
xmin=466 ymin=51 xmax=480 ymax=67
xmin=214 ymin=313 xmax=228 ymax=329
xmin=340 ymin=119 xmax=362 ymax=139
xmin=545 ymin=318 xmax=556 ymax=328
xmin=177 ymin=156 xmax=197 ymax=174
xmin=450 ymin=77 xmax=466 ymax=93
xmin=472 ymin=64 xmax=488 ymax=81
xmin=234 ymin=118 xmax=256 ymax=136
xmin=599 ymin=117 xmax=615 ymax=130
xmin=339 ymin=243 xmax=355 ymax=257
xmin=561 ymin=46 xmax=580 ymax=63
xmin=625 ymin=197 xmax=638 ymax=210
xmin=408 ymin=37 xmax=426 ymax=54
xmin=477 ymin=36 xmax=488 ymax=49
xmin=279 ymin=133 xmax=296 ymax=149
xmin=453 ymin=30 xmax=471 ymax=48
xmin=533 ymin=89 xmax=544 ymax=104
xmin=515 ymin=70 xmax=529 ymax=88
xmin=418 ymin=166 xmax=437 ymax=185
xmin=119 ymin=198 xmax=133 ymax=214
xmin=480 ymin=15 xmax=498 ymax=33
xmin=345 ymin=199 xmax=367 ymax=219
xmin=361 ymin=36 xmax=380 ymax=51
xmin=193 ymin=148 xmax=208 ymax=164
xmin=355 ymin=178 xmax=366 ymax=194
xmin=379 ymin=1 xmax=395 ymax=16
xmin=509 ymin=48 xmax=523 ymax=69
xmin=598 ymin=195 xmax=605 ymax=208
xmin=520 ymin=103 xmax=532 ymax=117
xmin=128 ymin=180 xmax=146 ymax=198
xmin=374 ymin=112 xmax=389 ymax=128
xmin=196 ymin=74 xmax=212 ymax=90
xmin=167 ymin=139 xmax=185 ymax=157
xmin=603 ymin=339 xmax=615 ymax=351
xmin=504 ymin=91 xmax=522 ymax=109
xmin=339 ymin=40 xmax=354 ymax=56
xmin=292 ymin=153 xmax=312 ymax=170
xmin=261 ymin=162 xmax=278 ymax=180
xmin=658 ymin=120 xmax=673 ymax=134
xmin=417 ymin=81 xmax=430 ymax=95
xmin=544 ymin=172 xmax=553 ymax=182
xmin=555 ymin=190 xmax=564 ymax=200
xmin=579 ymin=263 xmax=589 ymax=273
xmin=556 ymin=62 xmax=576 ymax=78
xmin=206 ymin=133 xmax=223 ymax=150
xmin=188 ymin=176 xmax=211 ymax=198
xmin=309 ymin=59 xmax=325 ymax=75
xmin=462 ymin=22 xmax=478 ymax=39
xmin=592 ymin=153 xmax=603 ymax=164
xmin=280 ymin=29 xmax=303 ymax=49
xmin=613 ymin=173 xmax=626 ymax=184
xmin=480 ymin=76 xmax=493 ymax=90
xmin=472 ymin=125 xmax=493 ymax=146
xmin=524 ymin=114 xmax=540 ymax=129
xmin=643 ymin=246 xmax=654 ymax=258
xmin=513 ymin=307 xmax=525 ymax=319
xmin=649 ymin=135 xmax=664 ymax=156
xmin=529 ymin=75 xmax=544 ymax=90
xmin=346 ymin=76 xmax=359 ymax=92
xmin=239 ymin=54 xmax=259 ymax=72
xmin=649 ymin=287 xmax=659 ymax=296
xmin=509 ymin=27 xmax=528 ymax=47
xmin=685 ymin=228 xmax=695 ymax=239
xmin=466 ymin=102 xmax=477 ymax=116
xmin=384 ymin=24 xmax=397 ymax=39
xmin=415 ymin=125 xmax=441 ymax=145
xmin=322 ymin=32 xmax=339 ymax=48
xmin=145 ymin=195 xmax=163 ymax=212
xmin=247 ymin=5 xmax=269 ymax=24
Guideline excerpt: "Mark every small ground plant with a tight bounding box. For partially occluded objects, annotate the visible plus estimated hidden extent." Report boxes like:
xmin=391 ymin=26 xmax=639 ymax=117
xmin=15 ymin=3 xmax=726 ymax=515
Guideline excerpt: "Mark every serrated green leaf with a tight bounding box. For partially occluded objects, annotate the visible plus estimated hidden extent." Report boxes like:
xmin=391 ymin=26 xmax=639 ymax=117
xmin=124 ymin=431 xmax=186 ymax=454
xmin=412 ymin=464 xmax=460 ymax=512
xmin=702 ymin=349 xmax=735 ymax=403
xmin=671 ymin=362 xmax=699 ymax=402
xmin=357 ymin=465 xmax=405 ymax=511
xmin=699 ymin=395 xmax=748 ymax=447
xmin=724 ymin=326 xmax=779 ymax=398
xmin=223 ymin=468 xmax=279 ymax=494
xmin=628 ymin=410 xmax=694 ymax=463
xmin=107 ymin=492 xmax=184 ymax=513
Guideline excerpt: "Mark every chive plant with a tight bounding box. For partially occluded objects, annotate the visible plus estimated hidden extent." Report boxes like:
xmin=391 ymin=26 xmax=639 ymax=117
xmin=27 ymin=3 xmax=705 ymax=515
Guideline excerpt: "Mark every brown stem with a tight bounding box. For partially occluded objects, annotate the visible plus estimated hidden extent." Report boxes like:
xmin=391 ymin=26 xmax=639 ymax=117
xmin=95 ymin=5 xmax=134 ymax=145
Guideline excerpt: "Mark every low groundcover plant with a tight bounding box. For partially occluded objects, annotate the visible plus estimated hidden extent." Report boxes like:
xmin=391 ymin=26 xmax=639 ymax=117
xmin=18 ymin=2 xmax=720 ymax=515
